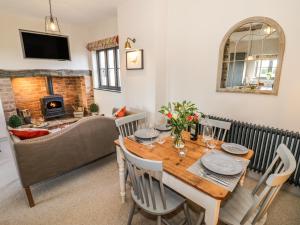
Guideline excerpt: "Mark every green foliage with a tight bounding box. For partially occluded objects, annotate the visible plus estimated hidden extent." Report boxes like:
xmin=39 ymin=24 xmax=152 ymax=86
xmin=8 ymin=115 xmax=22 ymax=128
xmin=89 ymin=103 xmax=99 ymax=113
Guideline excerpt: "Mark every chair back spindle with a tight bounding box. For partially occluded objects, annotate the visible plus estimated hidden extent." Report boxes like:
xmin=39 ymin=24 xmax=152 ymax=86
xmin=115 ymin=112 xmax=147 ymax=137
xmin=119 ymin=136 xmax=167 ymax=211
xmin=200 ymin=118 xmax=231 ymax=141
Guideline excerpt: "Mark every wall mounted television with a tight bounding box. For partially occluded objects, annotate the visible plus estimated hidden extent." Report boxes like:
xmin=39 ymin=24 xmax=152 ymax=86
xmin=20 ymin=30 xmax=71 ymax=60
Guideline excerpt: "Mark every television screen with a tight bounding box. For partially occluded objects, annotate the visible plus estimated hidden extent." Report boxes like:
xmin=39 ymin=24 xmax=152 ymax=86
xmin=20 ymin=30 xmax=70 ymax=60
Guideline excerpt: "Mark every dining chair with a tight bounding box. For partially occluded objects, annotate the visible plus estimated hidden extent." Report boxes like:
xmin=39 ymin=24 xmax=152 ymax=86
xmin=217 ymin=143 xmax=296 ymax=225
xmin=115 ymin=112 xmax=147 ymax=138
xmin=119 ymin=136 xmax=192 ymax=225
xmin=200 ymin=118 xmax=231 ymax=141
xmin=116 ymin=112 xmax=147 ymax=185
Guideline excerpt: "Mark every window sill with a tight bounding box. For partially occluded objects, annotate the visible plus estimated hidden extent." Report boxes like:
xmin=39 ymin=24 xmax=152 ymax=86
xmin=94 ymin=87 xmax=122 ymax=93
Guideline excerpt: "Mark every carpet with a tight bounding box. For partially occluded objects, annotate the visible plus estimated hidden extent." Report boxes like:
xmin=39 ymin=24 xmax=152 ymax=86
xmin=0 ymin=154 xmax=299 ymax=225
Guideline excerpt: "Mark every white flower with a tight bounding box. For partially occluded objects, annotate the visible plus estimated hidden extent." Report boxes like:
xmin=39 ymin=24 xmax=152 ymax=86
xmin=173 ymin=112 xmax=178 ymax=119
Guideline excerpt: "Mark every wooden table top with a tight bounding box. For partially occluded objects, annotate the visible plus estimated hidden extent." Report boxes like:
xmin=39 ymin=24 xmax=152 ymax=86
xmin=115 ymin=131 xmax=254 ymax=200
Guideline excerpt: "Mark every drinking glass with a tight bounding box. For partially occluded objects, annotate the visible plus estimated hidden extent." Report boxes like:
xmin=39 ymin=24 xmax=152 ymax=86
xmin=203 ymin=125 xmax=213 ymax=142
xmin=137 ymin=120 xmax=146 ymax=130
xmin=203 ymin=125 xmax=215 ymax=150
xmin=154 ymin=116 xmax=167 ymax=144
xmin=146 ymin=124 xmax=156 ymax=149
xmin=178 ymin=148 xmax=187 ymax=158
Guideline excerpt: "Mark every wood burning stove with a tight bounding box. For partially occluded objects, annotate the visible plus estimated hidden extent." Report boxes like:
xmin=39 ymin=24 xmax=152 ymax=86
xmin=41 ymin=77 xmax=65 ymax=119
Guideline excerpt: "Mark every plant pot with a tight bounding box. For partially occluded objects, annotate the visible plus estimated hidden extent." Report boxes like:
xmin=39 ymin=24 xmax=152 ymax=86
xmin=73 ymin=111 xmax=84 ymax=118
xmin=91 ymin=112 xmax=99 ymax=116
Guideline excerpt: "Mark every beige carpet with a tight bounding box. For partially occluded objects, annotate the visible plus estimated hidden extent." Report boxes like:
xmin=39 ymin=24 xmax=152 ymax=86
xmin=0 ymin=154 xmax=299 ymax=225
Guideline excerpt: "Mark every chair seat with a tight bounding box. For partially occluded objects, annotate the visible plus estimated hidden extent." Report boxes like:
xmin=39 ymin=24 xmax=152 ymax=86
xmin=131 ymin=178 xmax=185 ymax=216
xmin=219 ymin=185 xmax=267 ymax=225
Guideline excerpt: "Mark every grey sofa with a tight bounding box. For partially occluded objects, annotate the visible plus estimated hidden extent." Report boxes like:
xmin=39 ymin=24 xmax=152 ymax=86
xmin=12 ymin=115 xmax=121 ymax=207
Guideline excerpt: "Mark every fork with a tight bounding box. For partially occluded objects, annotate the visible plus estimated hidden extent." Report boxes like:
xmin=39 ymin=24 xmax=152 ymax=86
xmin=199 ymin=168 xmax=230 ymax=186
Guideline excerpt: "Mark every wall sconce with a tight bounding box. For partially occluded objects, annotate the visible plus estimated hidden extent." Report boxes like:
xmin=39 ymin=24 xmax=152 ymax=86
xmin=124 ymin=37 xmax=136 ymax=50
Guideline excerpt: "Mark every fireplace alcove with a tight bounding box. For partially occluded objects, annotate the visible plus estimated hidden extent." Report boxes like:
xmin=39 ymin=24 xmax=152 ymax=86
xmin=0 ymin=70 xmax=94 ymax=120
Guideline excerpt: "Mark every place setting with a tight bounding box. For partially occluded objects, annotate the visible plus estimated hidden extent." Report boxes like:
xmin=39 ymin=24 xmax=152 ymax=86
xmin=127 ymin=120 xmax=171 ymax=148
xmin=187 ymin=143 xmax=250 ymax=191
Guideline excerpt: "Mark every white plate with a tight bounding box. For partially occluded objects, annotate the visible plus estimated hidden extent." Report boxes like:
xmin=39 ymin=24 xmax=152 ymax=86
xmin=155 ymin=124 xmax=172 ymax=132
xmin=221 ymin=143 xmax=249 ymax=155
xmin=134 ymin=128 xmax=160 ymax=140
xmin=201 ymin=151 xmax=243 ymax=175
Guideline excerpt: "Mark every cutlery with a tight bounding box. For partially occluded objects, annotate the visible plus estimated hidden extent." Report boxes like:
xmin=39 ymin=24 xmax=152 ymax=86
xmin=199 ymin=168 xmax=230 ymax=186
xmin=128 ymin=136 xmax=143 ymax=143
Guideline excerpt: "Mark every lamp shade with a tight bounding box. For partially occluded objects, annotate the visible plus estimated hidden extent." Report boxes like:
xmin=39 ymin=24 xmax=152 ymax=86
xmin=45 ymin=16 xmax=60 ymax=33
xmin=124 ymin=38 xmax=136 ymax=50
xmin=125 ymin=40 xmax=132 ymax=50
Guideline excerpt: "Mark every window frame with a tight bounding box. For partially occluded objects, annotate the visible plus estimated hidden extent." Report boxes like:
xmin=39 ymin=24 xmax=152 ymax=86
xmin=95 ymin=47 xmax=121 ymax=92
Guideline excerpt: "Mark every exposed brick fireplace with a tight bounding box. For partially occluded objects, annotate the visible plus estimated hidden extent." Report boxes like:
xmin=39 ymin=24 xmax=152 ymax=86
xmin=0 ymin=70 xmax=94 ymax=120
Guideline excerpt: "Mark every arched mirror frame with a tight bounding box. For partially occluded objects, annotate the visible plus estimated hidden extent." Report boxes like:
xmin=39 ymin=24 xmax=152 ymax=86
xmin=216 ymin=17 xmax=285 ymax=95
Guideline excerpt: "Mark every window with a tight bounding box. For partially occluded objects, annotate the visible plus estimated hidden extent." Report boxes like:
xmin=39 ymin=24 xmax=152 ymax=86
xmin=95 ymin=47 xmax=121 ymax=91
xmin=254 ymin=59 xmax=278 ymax=79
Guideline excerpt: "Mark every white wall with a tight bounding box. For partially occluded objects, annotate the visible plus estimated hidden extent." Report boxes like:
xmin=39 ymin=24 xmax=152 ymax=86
xmin=118 ymin=0 xmax=168 ymax=121
xmin=88 ymin=17 xmax=125 ymax=116
xmin=165 ymin=0 xmax=300 ymax=132
xmin=116 ymin=0 xmax=300 ymax=132
xmin=0 ymin=11 xmax=90 ymax=70
xmin=88 ymin=17 xmax=118 ymax=41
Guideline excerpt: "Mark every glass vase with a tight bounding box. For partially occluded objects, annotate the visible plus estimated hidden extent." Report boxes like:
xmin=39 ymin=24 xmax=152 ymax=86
xmin=173 ymin=131 xmax=185 ymax=149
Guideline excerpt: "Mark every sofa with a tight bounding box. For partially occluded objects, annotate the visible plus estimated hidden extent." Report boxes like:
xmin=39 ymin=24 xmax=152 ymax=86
xmin=12 ymin=110 xmax=136 ymax=207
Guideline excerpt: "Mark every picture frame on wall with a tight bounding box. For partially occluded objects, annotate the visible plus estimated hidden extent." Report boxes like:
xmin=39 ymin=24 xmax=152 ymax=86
xmin=126 ymin=49 xmax=144 ymax=70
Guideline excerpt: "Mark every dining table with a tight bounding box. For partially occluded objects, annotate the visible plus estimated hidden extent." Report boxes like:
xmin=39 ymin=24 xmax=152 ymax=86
xmin=114 ymin=131 xmax=254 ymax=225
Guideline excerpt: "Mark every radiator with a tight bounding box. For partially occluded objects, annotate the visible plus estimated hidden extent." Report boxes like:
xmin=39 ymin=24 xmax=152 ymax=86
xmin=201 ymin=116 xmax=300 ymax=187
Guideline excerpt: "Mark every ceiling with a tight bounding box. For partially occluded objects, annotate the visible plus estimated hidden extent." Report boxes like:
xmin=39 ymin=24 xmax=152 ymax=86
xmin=0 ymin=0 xmax=122 ymax=24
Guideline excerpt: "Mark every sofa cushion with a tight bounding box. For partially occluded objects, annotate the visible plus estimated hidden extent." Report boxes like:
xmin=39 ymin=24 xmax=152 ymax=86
xmin=114 ymin=106 xmax=127 ymax=117
xmin=10 ymin=128 xmax=50 ymax=140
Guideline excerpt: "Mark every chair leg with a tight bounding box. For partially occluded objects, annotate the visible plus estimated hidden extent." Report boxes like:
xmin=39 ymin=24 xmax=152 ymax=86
xmin=162 ymin=218 xmax=173 ymax=225
xmin=127 ymin=202 xmax=136 ymax=225
xmin=125 ymin=167 xmax=129 ymax=184
xmin=24 ymin=186 xmax=35 ymax=208
xmin=157 ymin=215 xmax=162 ymax=225
xmin=183 ymin=202 xmax=192 ymax=225
xmin=195 ymin=211 xmax=205 ymax=225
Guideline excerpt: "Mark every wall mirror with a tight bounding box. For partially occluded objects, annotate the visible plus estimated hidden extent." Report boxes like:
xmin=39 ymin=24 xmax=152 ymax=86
xmin=216 ymin=17 xmax=285 ymax=95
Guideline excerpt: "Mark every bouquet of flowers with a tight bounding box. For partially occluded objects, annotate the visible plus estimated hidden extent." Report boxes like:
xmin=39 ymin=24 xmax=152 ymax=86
xmin=159 ymin=101 xmax=200 ymax=148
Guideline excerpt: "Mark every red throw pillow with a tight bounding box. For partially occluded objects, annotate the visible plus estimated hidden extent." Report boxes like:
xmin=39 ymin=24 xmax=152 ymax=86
xmin=11 ymin=129 xmax=50 ymax=140
xmin=115 ymin=106 xmax=127 ymax=118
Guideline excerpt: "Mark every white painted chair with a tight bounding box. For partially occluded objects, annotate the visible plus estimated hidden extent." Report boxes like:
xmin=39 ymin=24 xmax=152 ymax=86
xmin=218 ymin=143 xmax=296 ymax=225
xmin=115 ymin=112 xmax=147 ymax=185
xmin=200 ymin=118 xmax=231 ymax=141
xmin=115 ymin=112 xmax=147 ymax=138
xmin=119 ymin=136 xmax=192 ymax=225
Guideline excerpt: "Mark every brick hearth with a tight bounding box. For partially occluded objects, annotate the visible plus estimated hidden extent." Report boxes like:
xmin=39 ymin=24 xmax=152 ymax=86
xmin=0 ymin=70 xmax=94 ymax=120
xmin=0 ymin=78 xmax=16 ymax=119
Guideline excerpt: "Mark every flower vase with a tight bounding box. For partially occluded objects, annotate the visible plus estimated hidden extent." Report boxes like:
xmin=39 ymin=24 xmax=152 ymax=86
xmin=173 ymin=131 xmax=185 ymax=149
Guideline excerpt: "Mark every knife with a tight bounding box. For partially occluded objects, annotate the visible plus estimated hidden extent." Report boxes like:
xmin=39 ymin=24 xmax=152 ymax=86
xmin=128 ymin=136 xmax=142 ymax=143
